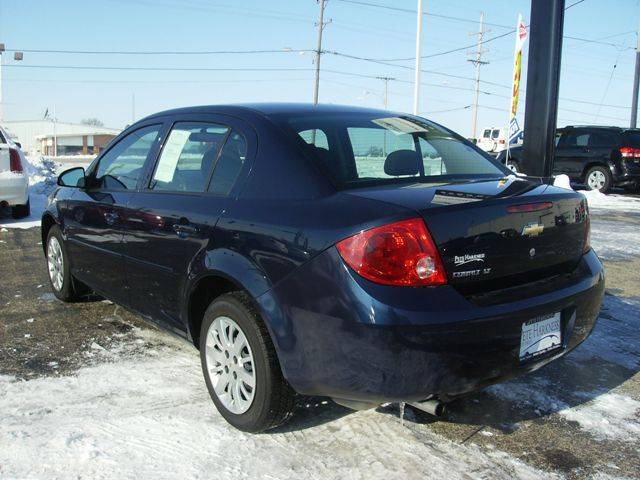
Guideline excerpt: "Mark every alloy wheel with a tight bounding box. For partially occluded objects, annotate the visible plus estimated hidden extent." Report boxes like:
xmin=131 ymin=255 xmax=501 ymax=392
xmin=587 ymin=170 xmax=606 ymax=191
xmin=47 ymin=236 xmax=64 ymax=291
xmin=205 ymin=316 xmax=256 ymax=414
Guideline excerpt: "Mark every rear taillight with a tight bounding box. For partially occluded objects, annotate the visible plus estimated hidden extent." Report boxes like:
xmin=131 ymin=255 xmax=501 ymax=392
xmin=336 ymin=218 xmax=447 ymax=286
xmin=499 ymin=139 xmax=506 ymax=144
xmin=9 ymin=148 xmax=23 ymax=173
xmin=619 ymin=146 xmax=640 ymax=158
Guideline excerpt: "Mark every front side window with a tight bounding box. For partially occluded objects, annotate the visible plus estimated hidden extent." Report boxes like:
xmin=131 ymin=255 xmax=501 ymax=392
xmin=280 ymin=114 xmax=504 ymax=187
xmin=150 ymin=123 xmax=229 ymax=192
xmin=482 ymin=129 xmax=491 ymax=138
xmin=559 ymin=131 xmax=590 ymax=148
xmin=94 ymin=125 xmax=160 ymax=189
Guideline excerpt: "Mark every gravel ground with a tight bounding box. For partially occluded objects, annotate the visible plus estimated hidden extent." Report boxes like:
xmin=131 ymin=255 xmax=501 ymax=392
xmin=0 ymin=208 xmax=639 ymax=479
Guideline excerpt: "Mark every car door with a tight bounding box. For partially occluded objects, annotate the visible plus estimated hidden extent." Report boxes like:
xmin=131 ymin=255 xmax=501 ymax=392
xmin=554 ymin=129 xmax=592 ymax=178
xmin=123 ymin=114 xmax=254 ymax=330
xmin=63 ymin=124 xmax=163 ymax=303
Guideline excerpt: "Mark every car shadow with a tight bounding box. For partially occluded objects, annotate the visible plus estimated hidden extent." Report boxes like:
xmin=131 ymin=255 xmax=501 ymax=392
xmin=377 ymin=293 xmax=640 ymax=433
xmin=268 ymin=396 xmax=353 ymax=433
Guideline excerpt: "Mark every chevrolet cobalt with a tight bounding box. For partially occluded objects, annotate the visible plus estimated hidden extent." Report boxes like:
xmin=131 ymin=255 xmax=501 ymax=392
xmin=42 ymin=104 xmax=604 ymax=432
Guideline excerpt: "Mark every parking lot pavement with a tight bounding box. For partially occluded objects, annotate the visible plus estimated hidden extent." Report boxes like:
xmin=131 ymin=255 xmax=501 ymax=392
xmin=1 ymin=222 xmax=639 ymax=479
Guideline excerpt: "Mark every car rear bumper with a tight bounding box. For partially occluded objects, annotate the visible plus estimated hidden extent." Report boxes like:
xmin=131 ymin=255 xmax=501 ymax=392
xmin=258 ymin=248 xmax=604 ymax=404
xmin=0 ymin=172 xmax=29 ymax=206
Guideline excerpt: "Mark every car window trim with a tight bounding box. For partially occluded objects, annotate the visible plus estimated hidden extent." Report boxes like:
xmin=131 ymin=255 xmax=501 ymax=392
xmin=134 ymin=113 xmax=256 ymax=199
xmin=85 ymin=122 xmax=164 ymax=192
xmin=146 ymin=120 xmax=231 ymax=194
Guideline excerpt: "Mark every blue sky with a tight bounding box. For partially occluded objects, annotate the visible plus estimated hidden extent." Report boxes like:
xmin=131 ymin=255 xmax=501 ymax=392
xmin=0 ymin=0 xmax=638 ymax=136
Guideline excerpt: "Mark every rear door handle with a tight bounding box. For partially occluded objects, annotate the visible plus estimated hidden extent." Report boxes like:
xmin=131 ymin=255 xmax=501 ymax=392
xmin=104 ymin=211 xmax=119 ymax=225
xmin=173 ymin=219 xmax=198 ymax=237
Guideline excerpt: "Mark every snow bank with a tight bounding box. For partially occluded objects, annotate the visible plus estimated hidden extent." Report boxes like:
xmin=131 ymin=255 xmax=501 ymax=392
xmin=553 ymin=174 xmax=572 ymax=190
xmin=0 ymin=349 xmax=553 ymax=480
xmin=582 ymin=188 xmax=640 ymax=213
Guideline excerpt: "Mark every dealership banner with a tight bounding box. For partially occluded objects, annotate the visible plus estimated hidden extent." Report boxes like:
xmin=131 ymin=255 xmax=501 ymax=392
xmin=507 ymin=15 xmax=528 ymax=149
xmin=510 ymin=15 xmax=528 ymax=120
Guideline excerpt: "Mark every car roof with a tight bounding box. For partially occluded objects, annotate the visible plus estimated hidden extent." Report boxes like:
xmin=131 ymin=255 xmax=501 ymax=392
xmin=562 ymin=125 xmax=625 ymax=131
xmin=142 ymin=103 xmax=399 ymax=122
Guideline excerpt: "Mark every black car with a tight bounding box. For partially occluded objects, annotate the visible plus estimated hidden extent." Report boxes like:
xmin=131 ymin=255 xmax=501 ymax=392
xmin=497 ymin=125 xmax=640 ymax=193
xmin=42 ymin=104 xmax=604 ymax=432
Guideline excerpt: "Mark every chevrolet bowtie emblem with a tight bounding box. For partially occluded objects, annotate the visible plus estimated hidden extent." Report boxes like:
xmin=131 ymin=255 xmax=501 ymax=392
xmin=522 ymin=223 xmax=544 ymax=237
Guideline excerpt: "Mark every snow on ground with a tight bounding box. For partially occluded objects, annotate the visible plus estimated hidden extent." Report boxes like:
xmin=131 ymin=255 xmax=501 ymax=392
xmin=582 ymin=188 xmax=640 ymax=214
xmin=589 ymin=219 xmax=640 ymax=261
xmin=489 ymin=295 xmax=640 ymax=443
xmin=0 ymin=332 xmax=553 ymax=480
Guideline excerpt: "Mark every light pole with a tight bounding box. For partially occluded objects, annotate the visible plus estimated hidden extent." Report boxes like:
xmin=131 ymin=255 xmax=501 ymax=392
xmin=413 ymin=0 xmax=424 ymax=115
xmin=0 ymin=45 xmax=24 ymax=123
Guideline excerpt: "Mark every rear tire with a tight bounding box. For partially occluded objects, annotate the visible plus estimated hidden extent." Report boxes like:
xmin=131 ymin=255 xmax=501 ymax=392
xmin=11 ymin=199 xmax=30 ymax=219
xmin=46 ymin=225 xmax=86 ymax=302
xmin=200 ymin=291 xmax=295 ymax=432
xmin=585 ymin=166 xmax=612 ymax=193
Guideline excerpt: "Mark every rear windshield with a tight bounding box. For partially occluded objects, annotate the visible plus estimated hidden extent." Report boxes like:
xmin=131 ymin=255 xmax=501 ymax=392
xmin=276 ymin=113 xmax=506 ymax=188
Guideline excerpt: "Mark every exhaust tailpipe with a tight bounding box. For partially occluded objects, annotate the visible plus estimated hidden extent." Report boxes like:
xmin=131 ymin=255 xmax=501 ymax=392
xmin=409 ymin=399 xmax=446 ymax=417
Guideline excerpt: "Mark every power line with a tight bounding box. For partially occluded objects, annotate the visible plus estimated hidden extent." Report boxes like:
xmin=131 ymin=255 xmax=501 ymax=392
xmin=4 ymin=48 xmax=313 ymax=56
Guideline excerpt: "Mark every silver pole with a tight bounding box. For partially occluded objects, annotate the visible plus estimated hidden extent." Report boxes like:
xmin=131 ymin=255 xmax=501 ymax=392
xmin=413 ymin=0 xmax=424 ymax=115
xmin=313 ymin=0 xmax=327 ymax=105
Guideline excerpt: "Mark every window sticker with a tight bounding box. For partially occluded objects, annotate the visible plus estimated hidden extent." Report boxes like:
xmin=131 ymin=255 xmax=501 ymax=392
xmin=154 ymin=129 xmax=191 ymax=183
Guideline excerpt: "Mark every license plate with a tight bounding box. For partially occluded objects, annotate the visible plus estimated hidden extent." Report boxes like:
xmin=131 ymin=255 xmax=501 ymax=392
xmin=519 ymin=312 xmax=561 ymax=361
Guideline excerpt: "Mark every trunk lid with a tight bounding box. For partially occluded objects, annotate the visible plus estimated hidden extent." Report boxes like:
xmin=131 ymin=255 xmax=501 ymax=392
xmin=344 ymin=177 xmax=589 ymax=294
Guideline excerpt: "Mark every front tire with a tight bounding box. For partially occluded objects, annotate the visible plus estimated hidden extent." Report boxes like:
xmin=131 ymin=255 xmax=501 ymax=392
xmin=506 ymin=160 xmax=520 ymax=173
xmin=46 ymin=225 xmax=86 ymax=302
xmin=12 ymin=199 xmax=30 ymax=219
xmin=200 ymin=292 xmax=295 ymax=432
xmin=585 ymin=166 xmax=612 ymax=193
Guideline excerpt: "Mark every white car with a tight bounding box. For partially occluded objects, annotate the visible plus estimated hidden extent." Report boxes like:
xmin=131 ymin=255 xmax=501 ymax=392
xmin=0 ymin=126 xmax=30 ymax=218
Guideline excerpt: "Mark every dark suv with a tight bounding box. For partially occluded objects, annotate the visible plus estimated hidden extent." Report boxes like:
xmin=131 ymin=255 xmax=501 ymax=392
xmin=497 ymin=126 xmax=640 ymax=193
xmin=42 ymin=104 xmax=603 ymax=432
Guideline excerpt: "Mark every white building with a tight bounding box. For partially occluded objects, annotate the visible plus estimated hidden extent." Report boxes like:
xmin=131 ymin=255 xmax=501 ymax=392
xmin=2 ymin=120 xmax=121 ymax=156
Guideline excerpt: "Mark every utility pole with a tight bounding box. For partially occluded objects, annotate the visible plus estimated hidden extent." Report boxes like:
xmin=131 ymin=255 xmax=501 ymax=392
xmin=468 ymin=12 xmax=489 ymax=142
xmin=413 ymin=0 xmax=424 ymax=115
xmin=132 ymin=92 xmax=136 ymax=124
xmin=0 ymin=44 xmax=4 ymax=123
xmin=376 ymin=76 xmax=395 ymax=109
xmin=631 ymin=26 xmax=640 ymax=128
xmin=313 ymin=0 xmax=328 ymax=105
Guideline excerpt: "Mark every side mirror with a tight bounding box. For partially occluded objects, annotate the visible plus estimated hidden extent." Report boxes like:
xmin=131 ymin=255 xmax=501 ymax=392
xmin=58 ymin=167 xmax=86 ymax=188
xmin=14 ymin=141 xmax=22 ymax=149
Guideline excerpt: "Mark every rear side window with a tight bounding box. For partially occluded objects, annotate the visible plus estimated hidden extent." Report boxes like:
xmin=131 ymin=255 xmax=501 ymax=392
xmin=482 ymin=129 xmax=491 ymax=138
xmin=150 ymin=122 xmax=229 ymax=192
xmin=589 ymin=131 xmax=620 ymax=147
xmin=298 ymin=129 xmax=329 ymax=150
xmin=491 ymin=129 xmax=501 ymax=139
xmin=208 ymin=132 xmax=247 ymax=196
xmin=94 ymin=125 xmax=160 ymax=190
xmin=624 ymin=131 xmax=640 ymax=146
xmin=280 ymin=114 xmax=503 ymax=187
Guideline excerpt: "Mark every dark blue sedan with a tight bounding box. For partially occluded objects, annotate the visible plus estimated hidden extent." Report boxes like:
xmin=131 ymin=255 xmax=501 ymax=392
xmin=42 ymin=104 xmax=604 ymax=432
